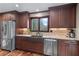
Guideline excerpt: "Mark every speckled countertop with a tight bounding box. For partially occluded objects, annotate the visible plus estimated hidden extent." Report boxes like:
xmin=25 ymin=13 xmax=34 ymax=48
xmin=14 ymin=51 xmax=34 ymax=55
xmin=16 ymin=34 xmax=76 ymax=40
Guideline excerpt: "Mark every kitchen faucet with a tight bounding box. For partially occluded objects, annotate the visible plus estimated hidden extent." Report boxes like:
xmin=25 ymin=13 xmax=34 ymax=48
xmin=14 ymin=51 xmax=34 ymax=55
xmin=36 ymin=32 xmax=40 ymax=36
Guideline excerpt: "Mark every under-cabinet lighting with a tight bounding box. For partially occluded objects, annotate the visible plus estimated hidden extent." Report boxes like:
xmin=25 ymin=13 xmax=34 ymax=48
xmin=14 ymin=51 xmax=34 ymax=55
xmin=50 ymin=28 xmax=68 ymax=30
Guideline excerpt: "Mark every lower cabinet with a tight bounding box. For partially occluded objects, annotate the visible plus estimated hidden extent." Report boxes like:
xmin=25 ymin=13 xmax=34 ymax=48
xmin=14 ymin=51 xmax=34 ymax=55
xmin=16 ymin=37 xmax=79 ymax=56
xmin=15 ymin=36 xmax=24 ymax=49
xmin=15 ymin=36 xmax=44 ymax=54
xmin=58 ymin=40 xmax=79 ymax=56
xmin=31 ymin=41 xmax=44 ymax=53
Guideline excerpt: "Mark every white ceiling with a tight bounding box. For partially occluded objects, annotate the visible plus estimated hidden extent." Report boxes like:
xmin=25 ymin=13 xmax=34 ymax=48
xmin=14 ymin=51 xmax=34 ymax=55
xmin=0 ymin=3 xmax=17 ymax=13
xmin=0 ymin=3 xmax=68 ymax=13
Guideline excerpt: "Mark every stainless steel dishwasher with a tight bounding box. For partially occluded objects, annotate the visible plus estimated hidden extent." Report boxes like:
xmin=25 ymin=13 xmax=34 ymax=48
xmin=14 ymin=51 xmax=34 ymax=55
xmin=44 ymin=39 xmax=57 ymax=56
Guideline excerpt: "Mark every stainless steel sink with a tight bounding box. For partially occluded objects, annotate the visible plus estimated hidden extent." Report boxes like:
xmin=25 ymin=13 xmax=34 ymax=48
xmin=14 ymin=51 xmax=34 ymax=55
xmin=31 ymin=32 xmax=43 ymax=38
xmin=31 ymin=35 xmax=42 ymax=38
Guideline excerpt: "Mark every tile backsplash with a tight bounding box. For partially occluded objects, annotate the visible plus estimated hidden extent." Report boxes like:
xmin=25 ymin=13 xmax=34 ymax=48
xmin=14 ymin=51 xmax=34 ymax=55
xmin=16 ymin=28 xmax=75 ymax=38
xmin=16 ymin=28 xmax=31 ymax=35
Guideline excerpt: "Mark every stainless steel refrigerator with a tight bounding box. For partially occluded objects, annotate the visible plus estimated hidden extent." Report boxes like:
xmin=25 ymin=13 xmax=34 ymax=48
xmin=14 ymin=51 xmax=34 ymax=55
xmin=0 ymin=21 xmax=15 ymax=51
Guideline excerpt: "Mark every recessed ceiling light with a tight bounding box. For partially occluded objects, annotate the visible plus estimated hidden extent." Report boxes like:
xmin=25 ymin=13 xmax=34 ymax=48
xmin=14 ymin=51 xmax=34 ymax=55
xmin=16 ymin=4 xmax=19 ymax=8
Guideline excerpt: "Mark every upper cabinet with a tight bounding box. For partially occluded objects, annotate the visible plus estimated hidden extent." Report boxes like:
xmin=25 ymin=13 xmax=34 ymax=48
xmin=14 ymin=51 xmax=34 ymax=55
xmin=49 ymin=7 xmax=60 ymax=28
xmin=0 ymin=11 xmax=29 ymax=28
xmin=16 ymin=12 xmax=29 ymax=28
xmin=1 ymin=11 xmax=18 ymax=21
xmin=49 ymin=4 xmax=77 ymax=28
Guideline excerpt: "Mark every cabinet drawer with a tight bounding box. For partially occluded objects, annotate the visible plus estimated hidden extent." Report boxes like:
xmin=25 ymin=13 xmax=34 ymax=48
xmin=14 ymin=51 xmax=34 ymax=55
xmin=63 ymin=40 xmax=77 ymax=44
xmin=26 ymin=37 xmax=44 ymax=43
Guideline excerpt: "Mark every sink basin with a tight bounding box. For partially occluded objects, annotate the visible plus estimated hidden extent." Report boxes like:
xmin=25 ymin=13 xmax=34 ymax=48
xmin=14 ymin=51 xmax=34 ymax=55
xmin=31 ymin=32 xmax=43 ymax=38
xmin=31 ymin=35 xmax=42 ymax=38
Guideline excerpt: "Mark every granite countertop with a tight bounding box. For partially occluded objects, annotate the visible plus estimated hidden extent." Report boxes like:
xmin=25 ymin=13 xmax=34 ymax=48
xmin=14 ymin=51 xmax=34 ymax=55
xmin=16 ymin=34 xmax=76 ymax=40
xmin=16 ymin=34 xmax=31 ymax=37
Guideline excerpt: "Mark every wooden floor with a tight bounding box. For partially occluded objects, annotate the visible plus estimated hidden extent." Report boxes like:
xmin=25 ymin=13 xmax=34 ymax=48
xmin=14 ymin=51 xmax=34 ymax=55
xmin=0 ymin=49 xmax=43 ymax=56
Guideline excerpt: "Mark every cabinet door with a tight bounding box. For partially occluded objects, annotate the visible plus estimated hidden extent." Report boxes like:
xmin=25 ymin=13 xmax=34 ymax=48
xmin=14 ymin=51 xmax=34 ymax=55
xmin=49 ymin=7 xmax=60 ymax=28
xmin=65 ymin=5 xmax=76 ymax=28
xmin=60 ymin=5 xmax=76 ymax=28
xmin=17 ymin=13 xmax=29 ymax=28
xmin=58 ymin=40 xmax=67 ymax=56
xmin=22 ymin=37 xmax=32 ymax=50
xmin=58 ymin=40 xmax=79 ymax=56
xmin=15 ymin=36 xmax=23 ymax=49
xmin=2 ymin=13 xmax=17 ymax=21
xmin=67 ymin=42 xmax=79 ymax=56
xmin=0 ymin=14 xmax=3 ymax=21
xmin=49 ymin=4 xmax=76 ymax=28
xmin=15 ymin=37 xmax=32 ymax=50
xmin=33 ymin=40 xmax=44 ymax=53
xmin=29 ymin=38 xmax=43 ymax=54
xmin=19 ymin=14 xmax=27 ymax=28
xmin=16 ymin=14 xmax=21 ymax=28
xmin=59 ymin=7 xmax=67 ymax=28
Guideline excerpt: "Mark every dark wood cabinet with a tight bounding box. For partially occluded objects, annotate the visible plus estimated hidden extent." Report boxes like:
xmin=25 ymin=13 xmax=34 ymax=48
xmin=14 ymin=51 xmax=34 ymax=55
xmin=30 ymin=38 xmax=44 ymax=53
xmin=0 ymin=11 xmax=29 ymax=28
xmin=16 ymin=36 xmax=79 ymax=56
xmin=58 ymin=40 xmax=79 ymax=56
xmin=0 ymin=14 xmax=3 ymax=20
xmin=49 ymin=7 xmax=60 ymax=28
xmin=59 ymin=4 xmax=76 ymax=28
xmin=15 ymin=36 xmax=44 ymax=54
xmin=58 ymin=40 xmax=66 ymax=56
xmin=1 ymin=11 xmax=18 ymax=21
xmin=15 ymin=37 xmax=32 ymax=50
xmin=15 ymin=36 xmax=24 ymax=49
xmin=49 ymin=4 xmax=76 ymax=28
xmin=16 ymin=12 xmax=29 ymax=28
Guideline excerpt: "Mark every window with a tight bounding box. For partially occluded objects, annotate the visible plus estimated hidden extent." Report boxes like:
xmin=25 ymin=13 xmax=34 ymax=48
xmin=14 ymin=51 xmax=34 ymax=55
xmin=31 ymin=18 xmax=39 ymax=31
xmin=30 ymin=16 xmax=49 ymax=32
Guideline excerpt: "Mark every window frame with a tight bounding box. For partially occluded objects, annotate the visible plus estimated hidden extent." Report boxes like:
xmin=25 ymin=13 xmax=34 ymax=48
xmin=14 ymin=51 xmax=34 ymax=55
xmin=29 ymin=16 xmax=49 ymax=32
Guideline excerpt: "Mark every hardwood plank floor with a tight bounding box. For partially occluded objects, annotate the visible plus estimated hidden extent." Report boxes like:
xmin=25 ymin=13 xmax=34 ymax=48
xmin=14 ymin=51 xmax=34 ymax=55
xmin=0 ymin=49 xmax=9 ymax=56
xmin=0 ymin=49 xmax=43 ymax=56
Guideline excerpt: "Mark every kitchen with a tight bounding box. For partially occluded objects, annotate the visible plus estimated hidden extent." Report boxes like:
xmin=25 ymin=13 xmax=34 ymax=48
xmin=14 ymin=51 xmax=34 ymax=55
xmin=0 ymin=3 xmax=79 ymax=56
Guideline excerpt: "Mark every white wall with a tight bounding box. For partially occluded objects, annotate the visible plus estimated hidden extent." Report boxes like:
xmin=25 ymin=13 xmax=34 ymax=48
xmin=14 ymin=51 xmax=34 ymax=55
xmin=30 ymin=11 xmax=49 ymax=17
xmin=76 ymin=4 xmax=79 ymax=40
